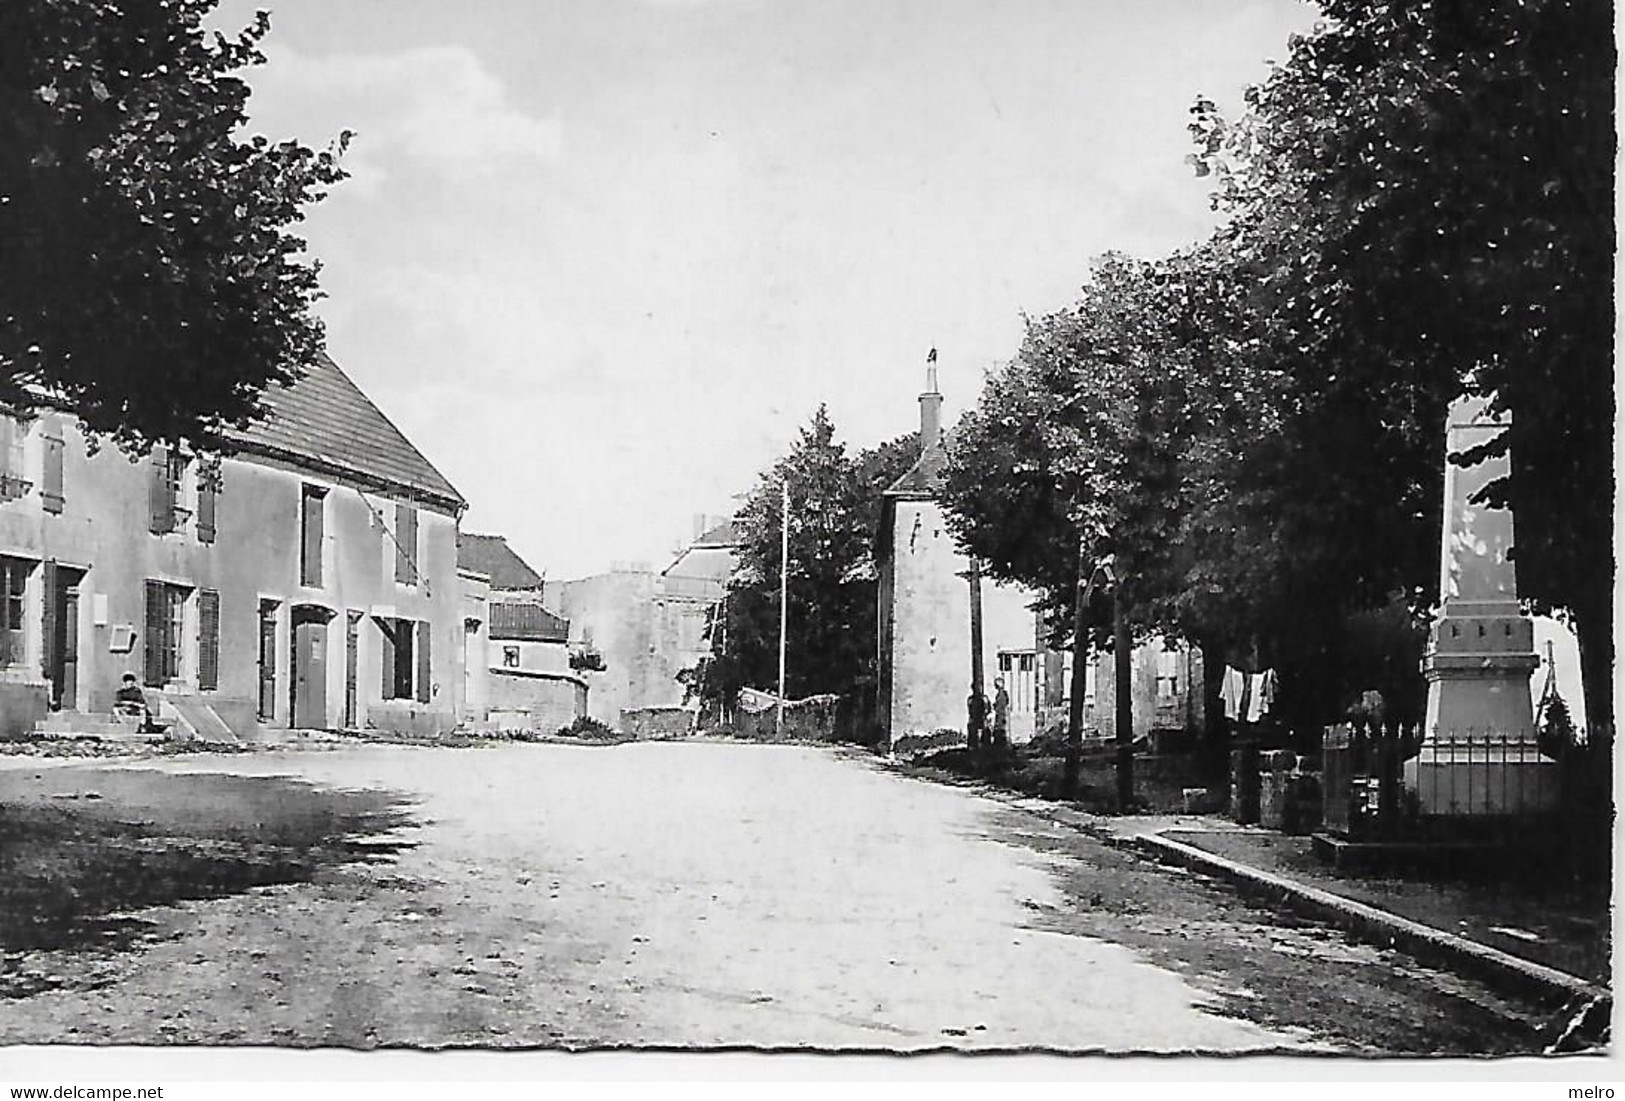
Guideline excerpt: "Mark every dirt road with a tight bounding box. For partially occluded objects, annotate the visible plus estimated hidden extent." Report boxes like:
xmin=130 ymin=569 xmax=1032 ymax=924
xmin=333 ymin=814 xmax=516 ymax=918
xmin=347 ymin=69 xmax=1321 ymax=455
xmin=0 ymin=741 xmax=1549 ymax=1052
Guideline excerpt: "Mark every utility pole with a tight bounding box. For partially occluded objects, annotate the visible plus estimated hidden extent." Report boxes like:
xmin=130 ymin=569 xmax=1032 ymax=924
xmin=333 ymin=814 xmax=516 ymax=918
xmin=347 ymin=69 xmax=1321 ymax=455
xmin=776 ymin=478 xmax=789 ymax=739
xmin=968 ymin=556 xmax=985 ymax=755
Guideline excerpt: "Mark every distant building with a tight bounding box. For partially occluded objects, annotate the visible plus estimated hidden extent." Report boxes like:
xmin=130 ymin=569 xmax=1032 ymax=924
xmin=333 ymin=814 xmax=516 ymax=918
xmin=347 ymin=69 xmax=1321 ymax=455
xmin=456 ymin=532 xmax=587 ymax=733
xmin=660 ymin=516 xmax=741 ymax=697
xmin=3 ymin=353 xmax=466 ymax=741
xmin=545 ymin=516 xmax=740 ymax=728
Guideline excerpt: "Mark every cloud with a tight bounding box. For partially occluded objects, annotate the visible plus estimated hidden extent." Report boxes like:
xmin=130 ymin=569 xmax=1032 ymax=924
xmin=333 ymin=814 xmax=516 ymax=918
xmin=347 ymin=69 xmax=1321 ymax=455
xmin=244 ymin=44 xmax=562 ymax=183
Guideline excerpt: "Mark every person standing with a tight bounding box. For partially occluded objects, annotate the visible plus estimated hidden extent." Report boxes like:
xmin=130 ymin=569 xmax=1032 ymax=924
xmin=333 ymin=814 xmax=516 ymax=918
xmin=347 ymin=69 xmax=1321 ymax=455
xmin=992 ymin=676 xmax=1011 ymax=751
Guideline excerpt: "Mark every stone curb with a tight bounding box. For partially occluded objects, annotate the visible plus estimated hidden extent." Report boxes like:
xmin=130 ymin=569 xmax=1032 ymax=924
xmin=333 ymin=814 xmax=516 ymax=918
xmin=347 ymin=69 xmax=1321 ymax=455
xmin=1121 ymin=828 xmax=1607 ymax=1010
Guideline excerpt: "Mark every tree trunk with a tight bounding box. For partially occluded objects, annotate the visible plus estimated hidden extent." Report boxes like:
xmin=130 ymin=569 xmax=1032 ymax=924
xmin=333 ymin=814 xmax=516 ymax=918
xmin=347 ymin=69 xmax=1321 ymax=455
xmin=1062 ymin=554 xmax=1089 ymax=799
xmin=1198 ymin=634 xmax=1228 ymax=792
xmin=968 ymin=558 xmax=985 ymax=756
xmin=1113 ymin=591 xmax=1134 ymax=810
xmin=1572 ymin=605 xmax=1613 ymax=785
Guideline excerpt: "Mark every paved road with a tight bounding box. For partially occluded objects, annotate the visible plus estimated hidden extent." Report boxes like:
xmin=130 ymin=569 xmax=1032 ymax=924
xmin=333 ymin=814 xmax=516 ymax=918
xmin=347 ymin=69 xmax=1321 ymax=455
xmin=0 ymin=741 xmax=1546 ymax=1052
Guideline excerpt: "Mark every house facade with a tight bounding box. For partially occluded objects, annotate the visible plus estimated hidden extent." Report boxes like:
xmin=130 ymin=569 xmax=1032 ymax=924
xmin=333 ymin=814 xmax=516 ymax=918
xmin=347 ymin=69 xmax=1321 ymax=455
xmin=457 ymin=532 xmax=588 ymax=733
xmin=0 ymin=354 xmax=466 ymax=741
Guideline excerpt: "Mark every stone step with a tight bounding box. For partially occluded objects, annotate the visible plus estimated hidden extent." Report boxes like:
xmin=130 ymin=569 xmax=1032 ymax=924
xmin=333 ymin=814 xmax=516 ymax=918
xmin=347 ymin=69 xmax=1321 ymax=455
xmin=35 ymin=712 xmax=154 ymax=740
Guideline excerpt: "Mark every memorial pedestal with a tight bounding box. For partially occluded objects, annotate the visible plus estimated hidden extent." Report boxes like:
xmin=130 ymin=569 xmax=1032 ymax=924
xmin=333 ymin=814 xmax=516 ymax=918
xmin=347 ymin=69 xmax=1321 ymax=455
xmin=1404 ymin=397 xmax=1557 ymax=819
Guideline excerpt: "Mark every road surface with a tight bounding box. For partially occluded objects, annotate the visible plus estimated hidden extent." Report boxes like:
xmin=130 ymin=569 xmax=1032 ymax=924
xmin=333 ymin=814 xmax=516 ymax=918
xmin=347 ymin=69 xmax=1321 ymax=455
xmin=0 ymin=741 xmax=1547 ymax=1052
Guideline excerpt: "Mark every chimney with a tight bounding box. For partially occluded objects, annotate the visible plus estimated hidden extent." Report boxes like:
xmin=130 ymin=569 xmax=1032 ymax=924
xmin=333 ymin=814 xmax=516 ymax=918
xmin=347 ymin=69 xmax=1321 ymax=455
xmin=919 ymin=360 xmax=943 ymax=455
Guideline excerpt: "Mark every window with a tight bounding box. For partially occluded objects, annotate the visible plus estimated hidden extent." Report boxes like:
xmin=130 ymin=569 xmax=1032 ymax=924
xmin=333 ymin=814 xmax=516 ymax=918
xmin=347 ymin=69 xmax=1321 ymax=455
xmin=393 ymin=503 xmax=419 ymax=585
xmin=300 ymin=485 xmax=326 ymax=587
xmin=197 ymin=589 xmax=221 ymax=691
xmin=196 ymin=459 xmax=221 ymax=543
xmin=378 ymin=616 xmax=431 ymax=702
xmin=0 ymin=417 xmax=31 ymax=504
xmin=148 ymin=446 xmax=187 ymax=534
xmin=0 ymin=557 xmax=30 ymax=664
xmin=1156 ymin=647 xmax=1181 ymax=701
xmin=379 ymin=617 xmax=412 ymax=700
xmin=40 ymin=418 xmax=63 ymax=515
xmin=143 ymin=580 xmax=188 ymax=686
xmin=502 ymin=646 xmax=520 ymax=668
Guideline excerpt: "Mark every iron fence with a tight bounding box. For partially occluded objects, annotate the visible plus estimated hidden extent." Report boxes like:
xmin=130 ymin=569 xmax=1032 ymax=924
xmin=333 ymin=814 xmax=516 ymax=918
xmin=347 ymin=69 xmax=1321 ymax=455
xmin=1322 ymin=718 xmax=1607 ymax=842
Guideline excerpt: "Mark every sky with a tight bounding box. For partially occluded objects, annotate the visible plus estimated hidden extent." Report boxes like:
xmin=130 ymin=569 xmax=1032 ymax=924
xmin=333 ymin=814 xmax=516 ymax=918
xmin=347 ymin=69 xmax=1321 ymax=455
xmin=212 ymin=0 xmax=1321 ymax=580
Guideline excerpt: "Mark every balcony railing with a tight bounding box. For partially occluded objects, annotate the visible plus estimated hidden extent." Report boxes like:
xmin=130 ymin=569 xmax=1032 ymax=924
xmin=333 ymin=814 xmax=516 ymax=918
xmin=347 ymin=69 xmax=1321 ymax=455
xmin=0 ymin=473 xmax=33 ymax=503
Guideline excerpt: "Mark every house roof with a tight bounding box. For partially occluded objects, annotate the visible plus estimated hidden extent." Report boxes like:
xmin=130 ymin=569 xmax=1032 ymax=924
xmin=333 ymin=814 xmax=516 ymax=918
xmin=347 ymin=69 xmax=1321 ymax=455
xmin=225 ymin=353 xmax=465 ymax=511
xmin=458 ymin=533 xmax=545 ymax=591
xmin=662 ymin=516 xmax=742 ymax=585
xmin=884 ymin=432 xmax=953 ymax=498
xmin=488 ymin=600 xmax=570 ymax=643
xmin=693 ymin=518 xmax=742 ymax=547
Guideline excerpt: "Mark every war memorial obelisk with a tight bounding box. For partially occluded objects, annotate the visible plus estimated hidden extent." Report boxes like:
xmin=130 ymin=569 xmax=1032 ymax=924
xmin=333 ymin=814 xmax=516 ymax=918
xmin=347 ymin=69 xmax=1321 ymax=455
xmin=1404 ymin=395 xmax=1558 ymax=816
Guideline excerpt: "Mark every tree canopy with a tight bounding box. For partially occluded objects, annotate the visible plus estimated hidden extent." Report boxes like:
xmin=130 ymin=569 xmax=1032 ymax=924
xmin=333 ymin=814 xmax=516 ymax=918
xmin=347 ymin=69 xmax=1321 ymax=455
xmin=0 ymin=0 xmax=348 ymax=450
xmin=1188 ymin=0 xmax=1614 ymax=726
xmin=700 ymin=407 xmax=917 ymax=710
xmin=945 ymin=0 xmax=1612 ymax=733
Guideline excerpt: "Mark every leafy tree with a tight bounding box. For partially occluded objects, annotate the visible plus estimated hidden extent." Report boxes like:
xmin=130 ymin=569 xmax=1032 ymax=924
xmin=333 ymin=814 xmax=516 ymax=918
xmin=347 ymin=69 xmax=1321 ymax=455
xmin=1188 ymin=0 xmax=1615 ymax=732
xmin=703 ymin=407 xmax=917 ymax=712
xmin=1 ymin=0 xmax=349 ymax=451
xmin=943 ymin=252 xmax=1231 ymax=786
xmin=943 ymin=241 xmax=1437 ymax=748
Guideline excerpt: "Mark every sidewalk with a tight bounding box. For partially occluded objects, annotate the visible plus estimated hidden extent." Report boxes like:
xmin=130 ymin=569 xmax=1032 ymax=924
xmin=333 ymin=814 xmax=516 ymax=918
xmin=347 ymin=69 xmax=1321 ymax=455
xmin=1089 ymin=812 xmax=1609 ymax=1009
xmin=889 ymin=752 xmax=1613 ymax=1018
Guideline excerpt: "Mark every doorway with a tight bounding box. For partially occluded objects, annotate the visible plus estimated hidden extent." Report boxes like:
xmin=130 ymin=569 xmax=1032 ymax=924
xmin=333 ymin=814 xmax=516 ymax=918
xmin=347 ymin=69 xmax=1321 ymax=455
xmin=43 ymin=563 xmax=82 ymax=710
xmin=463 ymin=617 xmax=481 ymax=717
xmin=344 ymin=610 xmax=361 ymax=729
xmin=258 ymin=600 xmax=279 ymax=721
xmin=291 ymin=605 xmax=333 ymax=730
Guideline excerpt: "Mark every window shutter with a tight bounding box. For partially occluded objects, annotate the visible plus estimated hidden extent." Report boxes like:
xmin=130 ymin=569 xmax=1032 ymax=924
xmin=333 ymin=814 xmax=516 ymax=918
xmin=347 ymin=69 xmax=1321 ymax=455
xmin=415 ymin=619 xmax=431 ymax=703
xmin=196 ymin=462 xmax=218 ymax=543
xmin=300 ymin=487 xmax=324 ymax=586
xmin=379 ymin=618 xmax=396 ymax=699
xmin=41 ymin=428 xmax=63 ymax=514
xmin=148 ymin=447 xmax=173 ymax=534
xmin=39 ymin=559 xmax=56 ymax=685
xmin=394 ymin=504 xmax=418 ymax=584
xmin=0 ymin=418 xmax=18 ymax=503
xmin=143 ymin=580 xmax=164 ymax=685
xmin=198 ymin=590 xmax=220 ymax=691
xmin=2 ymin=417 xmax=22 ymax=499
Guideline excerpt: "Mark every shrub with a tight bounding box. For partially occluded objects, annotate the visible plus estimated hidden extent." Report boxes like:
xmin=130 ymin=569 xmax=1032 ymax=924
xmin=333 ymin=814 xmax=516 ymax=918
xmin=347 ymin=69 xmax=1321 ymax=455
xmin=555 ymin=715 xmax=620 ymax=741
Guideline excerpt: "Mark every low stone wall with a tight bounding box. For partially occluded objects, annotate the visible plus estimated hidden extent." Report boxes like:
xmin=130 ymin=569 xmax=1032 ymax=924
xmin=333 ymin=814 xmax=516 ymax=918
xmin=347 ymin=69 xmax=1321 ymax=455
xmin=490 ymin=671 xmax=583 ymax=734
xmin=0 ymin=679 xmax=50 ymax=740
xmin=365 ymin=701 xmax=457 ymax=739
xmin=619 ymin=706 xmax=695 ymax=740
xmin=731 ymin=694 xmax=841 ymax=743
xmin=1237 ymin=747 xmax=1323 ymax=834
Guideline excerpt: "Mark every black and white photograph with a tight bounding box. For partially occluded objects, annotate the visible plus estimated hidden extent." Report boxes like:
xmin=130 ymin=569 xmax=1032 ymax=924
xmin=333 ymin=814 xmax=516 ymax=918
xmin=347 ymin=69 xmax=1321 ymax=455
xmin=0 ymin=0 xmax=1614 ymax=1088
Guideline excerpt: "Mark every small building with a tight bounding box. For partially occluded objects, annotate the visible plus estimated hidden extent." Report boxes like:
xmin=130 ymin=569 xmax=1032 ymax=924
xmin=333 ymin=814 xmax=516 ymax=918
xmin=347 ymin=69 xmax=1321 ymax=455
xmin=457 ymin=532 xmax=588 ymax=733
xmin=876 ymin=365 xmax=1204 ymax=753
xmin=876 ymin=367 xmax=1045 ymax=751
xmin=1 ymin=353 xmax=466 ymax=741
